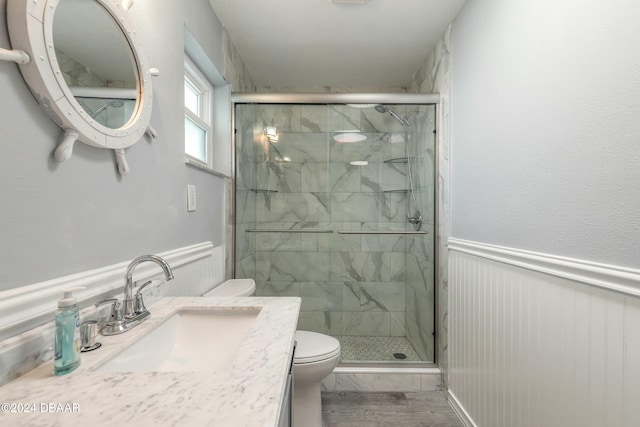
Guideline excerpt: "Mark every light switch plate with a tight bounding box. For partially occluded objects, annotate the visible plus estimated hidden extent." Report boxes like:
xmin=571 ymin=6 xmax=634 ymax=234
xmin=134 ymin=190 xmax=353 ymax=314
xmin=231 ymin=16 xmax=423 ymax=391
xmin=187 ymin=185 xmax=196 ymax=212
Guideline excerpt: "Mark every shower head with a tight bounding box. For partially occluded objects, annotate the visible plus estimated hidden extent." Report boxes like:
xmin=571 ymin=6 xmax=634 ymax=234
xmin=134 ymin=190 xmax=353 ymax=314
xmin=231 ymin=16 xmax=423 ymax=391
xmin=87 ymin=100 xmax=125 ymax=118
xmin=375 ymin=104 xmax=409 ymax=127
xmin=91 ymin=104 xmax=109 ymax=118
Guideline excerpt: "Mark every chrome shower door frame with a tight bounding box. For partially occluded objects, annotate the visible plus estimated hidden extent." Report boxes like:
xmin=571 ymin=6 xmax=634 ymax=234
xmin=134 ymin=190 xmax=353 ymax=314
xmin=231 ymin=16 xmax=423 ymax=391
xmin=231 ymin=92 xmax=440 ymax=368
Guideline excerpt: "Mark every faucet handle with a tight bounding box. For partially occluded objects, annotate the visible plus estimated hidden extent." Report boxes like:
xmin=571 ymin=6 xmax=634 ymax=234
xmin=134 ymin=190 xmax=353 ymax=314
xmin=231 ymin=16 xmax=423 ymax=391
xmin=133 ymin=279 xmax=156 ymax=314
xmin=95 ymin=298 xmax=122 ymax=322
xmin=135 ymin=279 xmax=157 ymax=295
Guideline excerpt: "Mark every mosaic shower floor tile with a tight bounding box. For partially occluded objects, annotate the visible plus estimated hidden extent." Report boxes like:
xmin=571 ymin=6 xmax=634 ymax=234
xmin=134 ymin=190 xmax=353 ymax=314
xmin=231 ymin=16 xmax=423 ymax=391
xmin=335 ymin=336 xmax=422 ymax=362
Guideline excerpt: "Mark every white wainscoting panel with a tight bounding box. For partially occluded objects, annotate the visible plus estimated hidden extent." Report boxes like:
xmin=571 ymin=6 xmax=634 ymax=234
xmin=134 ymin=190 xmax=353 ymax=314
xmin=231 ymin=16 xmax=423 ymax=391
xmin=146 ymin=244 xmax=226 ymax=303
xmin=448 ymin=241 xmax=640 ymax=427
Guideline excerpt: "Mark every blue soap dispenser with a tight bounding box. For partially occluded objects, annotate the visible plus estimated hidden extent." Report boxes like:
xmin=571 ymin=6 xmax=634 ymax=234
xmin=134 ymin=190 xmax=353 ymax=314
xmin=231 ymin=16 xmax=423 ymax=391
xmin=53 ymin=287 xmax=83 ymax=375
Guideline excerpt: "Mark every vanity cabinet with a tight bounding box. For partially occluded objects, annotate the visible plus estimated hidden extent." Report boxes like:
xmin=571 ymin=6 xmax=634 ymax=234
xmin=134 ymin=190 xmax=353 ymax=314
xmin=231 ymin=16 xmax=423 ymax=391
xmin=278 ymin=342 xmax=296 ymax=427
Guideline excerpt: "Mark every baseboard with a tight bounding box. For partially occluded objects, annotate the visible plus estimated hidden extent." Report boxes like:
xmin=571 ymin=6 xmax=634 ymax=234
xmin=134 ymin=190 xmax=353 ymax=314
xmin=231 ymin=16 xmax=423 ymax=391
xmin=447 ymin=390 xmax=477 ymax=427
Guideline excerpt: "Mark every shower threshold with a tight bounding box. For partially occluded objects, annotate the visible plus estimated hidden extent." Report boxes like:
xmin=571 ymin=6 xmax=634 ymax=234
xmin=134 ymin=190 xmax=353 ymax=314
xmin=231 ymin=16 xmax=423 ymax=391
xmin=323 ymin=365 xmax=441 ymax=392
xmin=326 ymin=336 xmax=439 ymax=392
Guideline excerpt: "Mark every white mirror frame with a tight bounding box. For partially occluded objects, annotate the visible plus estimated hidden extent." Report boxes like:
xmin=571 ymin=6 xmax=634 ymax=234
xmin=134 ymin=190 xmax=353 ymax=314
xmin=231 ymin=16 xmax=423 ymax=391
xmin=4 ymin=0 xmax=157 ymax=175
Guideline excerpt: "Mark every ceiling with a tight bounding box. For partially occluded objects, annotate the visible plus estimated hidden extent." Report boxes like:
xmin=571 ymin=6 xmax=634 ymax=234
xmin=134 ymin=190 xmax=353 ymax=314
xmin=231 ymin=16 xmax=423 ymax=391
xmin=208 ymin=0 xmax=468 ymax=88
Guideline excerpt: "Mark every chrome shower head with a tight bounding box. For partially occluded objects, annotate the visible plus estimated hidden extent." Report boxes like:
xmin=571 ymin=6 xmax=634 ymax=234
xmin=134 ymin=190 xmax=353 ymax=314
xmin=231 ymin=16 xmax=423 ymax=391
xmin=375 ymin=104 xmax=409 ymax=127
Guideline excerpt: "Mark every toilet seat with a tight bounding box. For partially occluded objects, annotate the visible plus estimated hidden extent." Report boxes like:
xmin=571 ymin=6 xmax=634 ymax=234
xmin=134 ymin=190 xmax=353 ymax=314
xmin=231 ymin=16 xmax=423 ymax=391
xmin=294 ymin=331 xmax=340 ymax=364
xmin=203 ymin=279 xmax=256 ymax=297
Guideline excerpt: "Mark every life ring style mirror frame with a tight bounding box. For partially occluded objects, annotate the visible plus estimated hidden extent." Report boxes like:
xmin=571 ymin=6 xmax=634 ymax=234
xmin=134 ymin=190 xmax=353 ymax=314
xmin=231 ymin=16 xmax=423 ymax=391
xmin=4 ymin=0 xmax=158 ymax=175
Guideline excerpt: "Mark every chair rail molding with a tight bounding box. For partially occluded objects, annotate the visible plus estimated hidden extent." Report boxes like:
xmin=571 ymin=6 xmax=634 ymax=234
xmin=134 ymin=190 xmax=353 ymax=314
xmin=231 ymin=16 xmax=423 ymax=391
xmin=448 ymin=238 xmax=640 ymax=298
xmin=0 ymin=242 xmax=218 ymax=341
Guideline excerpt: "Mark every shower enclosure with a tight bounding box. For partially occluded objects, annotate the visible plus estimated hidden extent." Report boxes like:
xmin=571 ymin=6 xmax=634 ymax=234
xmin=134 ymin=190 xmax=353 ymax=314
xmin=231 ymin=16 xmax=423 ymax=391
xmin=234 ymin=94 xmax=437 ymax=364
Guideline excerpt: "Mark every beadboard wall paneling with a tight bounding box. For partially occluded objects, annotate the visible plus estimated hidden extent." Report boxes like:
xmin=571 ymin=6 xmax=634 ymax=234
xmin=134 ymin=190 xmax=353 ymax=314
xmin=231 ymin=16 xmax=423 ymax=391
xmin=448 ymin=241 xmax=640 ymax=427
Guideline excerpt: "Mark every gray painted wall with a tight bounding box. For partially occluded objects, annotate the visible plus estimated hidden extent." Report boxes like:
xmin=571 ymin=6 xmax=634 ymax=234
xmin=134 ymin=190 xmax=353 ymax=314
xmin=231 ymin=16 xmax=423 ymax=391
xmin=0 ymin=0 xmax=230 ymax=291
xmin=450 ymin=0 xmax=640 ymax=268
xmin=184 ymin=0 xmax=225 ymax=75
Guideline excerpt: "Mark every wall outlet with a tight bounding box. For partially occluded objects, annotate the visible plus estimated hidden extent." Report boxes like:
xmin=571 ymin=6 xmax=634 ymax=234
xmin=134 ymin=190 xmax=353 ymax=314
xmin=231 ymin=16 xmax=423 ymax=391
xmin=187 ymin=185 xmax=196 ymax=212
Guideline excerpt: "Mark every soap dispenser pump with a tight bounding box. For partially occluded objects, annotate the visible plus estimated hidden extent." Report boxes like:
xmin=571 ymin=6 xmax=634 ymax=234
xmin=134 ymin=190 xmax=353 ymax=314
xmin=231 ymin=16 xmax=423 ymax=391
xmin=53 ymin=287 xmax=84 ymax=375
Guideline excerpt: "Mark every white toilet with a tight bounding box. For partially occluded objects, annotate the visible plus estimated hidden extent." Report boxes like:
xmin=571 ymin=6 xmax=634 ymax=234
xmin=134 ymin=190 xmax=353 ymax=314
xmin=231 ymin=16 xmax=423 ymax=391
xmin=203 ymin=279 xmax=340 ymax=427
xmin=291 ymin=330 xmax=340 ymax=427
xmin=203 ymin=278 xmax=256 ymax=297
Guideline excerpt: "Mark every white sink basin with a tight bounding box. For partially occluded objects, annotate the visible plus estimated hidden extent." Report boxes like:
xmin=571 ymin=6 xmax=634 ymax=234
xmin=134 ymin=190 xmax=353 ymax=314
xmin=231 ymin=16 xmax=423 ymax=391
xmin=97 ymin=308 xmax=260 ymax=373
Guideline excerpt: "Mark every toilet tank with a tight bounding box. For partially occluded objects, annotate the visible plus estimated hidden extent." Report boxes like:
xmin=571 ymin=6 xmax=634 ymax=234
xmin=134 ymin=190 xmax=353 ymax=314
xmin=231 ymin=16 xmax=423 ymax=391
xmin=202 ymin=279 xmax=256 ymax=297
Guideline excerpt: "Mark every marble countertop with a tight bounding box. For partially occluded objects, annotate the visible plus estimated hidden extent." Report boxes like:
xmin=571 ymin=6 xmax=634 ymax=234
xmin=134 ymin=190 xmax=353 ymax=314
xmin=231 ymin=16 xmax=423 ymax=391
xmin=0 ymin=296 xmax=301 ymax=426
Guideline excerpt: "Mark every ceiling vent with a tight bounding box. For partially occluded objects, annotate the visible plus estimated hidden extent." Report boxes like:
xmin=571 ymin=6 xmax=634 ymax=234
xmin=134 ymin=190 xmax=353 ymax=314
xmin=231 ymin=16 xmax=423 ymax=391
xmin=328 ymin=0 xmax=371 ymax=4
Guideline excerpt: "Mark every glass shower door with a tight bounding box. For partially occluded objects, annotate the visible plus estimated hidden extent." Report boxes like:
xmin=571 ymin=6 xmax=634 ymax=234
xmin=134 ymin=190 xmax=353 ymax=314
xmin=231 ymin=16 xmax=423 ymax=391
xmin=234 ymin=102 xmax=436 ymax=364
xmin=327 ymin=104 xmax=435 ymax=363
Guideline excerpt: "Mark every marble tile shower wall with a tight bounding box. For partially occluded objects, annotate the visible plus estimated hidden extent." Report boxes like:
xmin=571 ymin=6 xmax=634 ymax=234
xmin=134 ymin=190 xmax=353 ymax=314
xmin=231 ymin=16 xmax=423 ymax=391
xmin=235 ymin=104 xmax=259 ymax=280
xmin=409 ymin=27 xmax=452 ymax=375
xmin=223 ymin=30 xmax=256 ymax=92
xmin=235 ymin=104 xmax=435 ymax=361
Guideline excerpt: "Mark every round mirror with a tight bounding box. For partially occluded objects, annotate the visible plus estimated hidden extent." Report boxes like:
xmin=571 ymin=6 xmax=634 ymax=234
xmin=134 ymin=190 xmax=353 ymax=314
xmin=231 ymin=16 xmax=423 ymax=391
xmin=53 ymin=0 xmax=138 ymax=130
xmin=7 ymin=0 xmax=155 ymax=175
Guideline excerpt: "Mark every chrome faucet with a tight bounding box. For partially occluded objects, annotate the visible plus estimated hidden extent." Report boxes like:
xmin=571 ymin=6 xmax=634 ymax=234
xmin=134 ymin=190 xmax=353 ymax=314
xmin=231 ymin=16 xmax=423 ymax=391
xmin=123 ymin=255 xmax=174 ymax=318
xmin=98 ymin=254 xmax=174 ymax=335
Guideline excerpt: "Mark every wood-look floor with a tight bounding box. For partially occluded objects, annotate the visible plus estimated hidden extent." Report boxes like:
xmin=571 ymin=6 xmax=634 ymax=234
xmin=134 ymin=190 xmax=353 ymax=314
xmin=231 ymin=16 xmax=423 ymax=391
xmin=321 ymin=391 xmax=464 ymax=427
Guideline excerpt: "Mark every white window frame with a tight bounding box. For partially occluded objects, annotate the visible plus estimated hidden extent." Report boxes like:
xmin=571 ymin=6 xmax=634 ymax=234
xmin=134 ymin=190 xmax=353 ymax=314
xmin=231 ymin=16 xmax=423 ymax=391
xmin=184 ymin=55 xmax=213 ymax=168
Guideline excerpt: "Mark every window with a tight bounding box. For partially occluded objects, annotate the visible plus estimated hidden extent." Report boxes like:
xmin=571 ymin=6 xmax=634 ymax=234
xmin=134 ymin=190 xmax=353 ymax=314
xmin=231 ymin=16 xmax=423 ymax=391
xmin=184 ymin=56 xmax=212 ymax=166
xmin=182 ymin=37 xmax=232 ymax=178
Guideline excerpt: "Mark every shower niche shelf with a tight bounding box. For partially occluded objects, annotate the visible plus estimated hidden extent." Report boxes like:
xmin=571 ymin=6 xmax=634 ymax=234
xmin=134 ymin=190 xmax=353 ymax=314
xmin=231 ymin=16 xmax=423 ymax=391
xmin=246 ymin=229 xmax=333 ymax=234
xmin=337 ymin=230 xmax=428 ymax=235
xmin=383 ymin=189 xmax=410 ymax=194
xmin=250 ymin=189 xmax=279 ymax=193
xmin=383 ymin=157 xmax=410 ymax=164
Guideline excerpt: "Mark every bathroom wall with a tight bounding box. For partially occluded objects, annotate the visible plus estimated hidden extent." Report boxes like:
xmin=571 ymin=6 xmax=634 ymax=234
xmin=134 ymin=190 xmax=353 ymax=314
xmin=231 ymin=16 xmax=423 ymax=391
xmin=450 ymin=0 xmax=640 ymax=268
xmin=448 ymin=0 xmax=640 ymax=425
xmin=0 ymin=0 xmax=252 ymax=294
xmin=409 ymin=27 xmax=452 ymax=386
xmin=0 ymin=0 xmax=255 ymax=384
